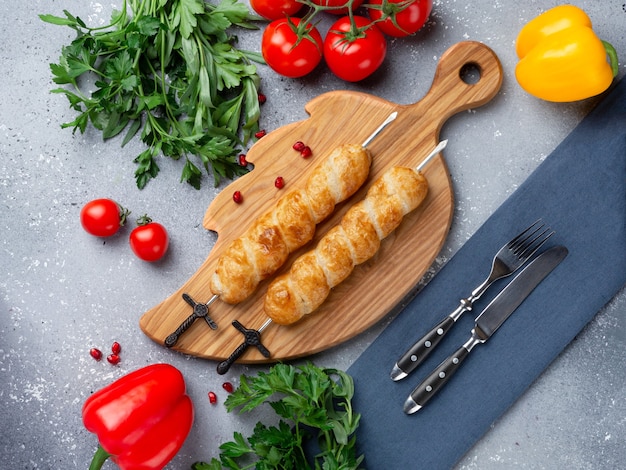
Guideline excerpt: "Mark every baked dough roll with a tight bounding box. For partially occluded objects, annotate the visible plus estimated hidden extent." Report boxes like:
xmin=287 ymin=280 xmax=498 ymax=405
xmin=264 ymin=167 xmax=428 ymax=325
xmin=211 ymin=144 xmax=372 ymax=304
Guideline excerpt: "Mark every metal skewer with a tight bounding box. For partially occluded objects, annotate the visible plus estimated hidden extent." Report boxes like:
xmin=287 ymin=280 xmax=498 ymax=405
xmin=362 ymin=111 xmax=397 ymax=148
xmin=164 ymin=113 xmax=400 ymax=349
xmin=416 ymin=139 xmax=448 ymax=172
xmin=216 ymin=139 xmax=448 ymax=374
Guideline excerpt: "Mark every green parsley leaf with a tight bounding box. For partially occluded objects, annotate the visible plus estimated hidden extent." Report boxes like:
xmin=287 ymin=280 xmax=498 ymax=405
xmin=191 ymin=460 xmax=222 ymax=470
xmin=199 ymin=363 xmax=364 ymax=470
xmin=174 ymin=0 xmax=206 ymax=39
xmin=42 ymin=0 xmax=264 ymax=189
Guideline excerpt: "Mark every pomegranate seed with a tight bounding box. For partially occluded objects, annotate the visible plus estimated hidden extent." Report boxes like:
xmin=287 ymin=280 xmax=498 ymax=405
xmin=292 ymin=141 xmax=306 ymax=152
xmin=274 ymin=176 xmax=285 ymax=189
xmin=208 ymin=391 xmax=217 ymax=404
xmin=222 ymin=382 xmax=234 ymax=393
xmin=111 ymin=341 xmax=122 ymax=355
xmin=300 ymin=146 xmax=313 ymax=158
xmin=89 ymin=348 xmax=102 ymax=361
xmin=107 ymin=354 xmax=121 ymax=365
xmin=258 ymin=93 xmax=267 ymax=104
xmin=233 ymin=190 xmax=243 ymax=204
xmin=238 ymin=154 xmax=248 ymax=166
xmin=255 ymin=130 xmax=266 ymax=139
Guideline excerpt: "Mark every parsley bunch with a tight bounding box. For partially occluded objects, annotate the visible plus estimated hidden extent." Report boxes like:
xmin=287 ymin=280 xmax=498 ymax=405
xmin=40 ymin=0 xmax=264 ymax=189
xmin=194 ymin=363 xmax=364 ymax=470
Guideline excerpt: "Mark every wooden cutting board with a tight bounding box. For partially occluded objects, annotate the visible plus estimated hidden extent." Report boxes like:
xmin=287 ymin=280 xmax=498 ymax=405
xmin=139 ymin=41 xmax=503 ymax=365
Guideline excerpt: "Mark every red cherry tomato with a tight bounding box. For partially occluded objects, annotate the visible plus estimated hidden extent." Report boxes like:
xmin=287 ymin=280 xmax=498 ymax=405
xmin=129 ymin=217 xmax=169 ymax=262
xmin=310 ymin=0 xmax=364 ymax=15
xmin=80 ymin=198 xmax=128 ymax=237
xmin=323 ymin=16 xmax=387 ymax=82
xmin=368 ymin=0 xmax=432 ymax=37
xmin=250 ymin=0 xmax=302 ymax=20
xmin=262 ymin=18 xmax=323 ymax=78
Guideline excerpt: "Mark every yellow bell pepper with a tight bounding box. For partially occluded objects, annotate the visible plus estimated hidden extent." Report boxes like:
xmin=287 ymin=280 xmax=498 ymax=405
xmin=515 ymin=4 xmax=618 ymax=102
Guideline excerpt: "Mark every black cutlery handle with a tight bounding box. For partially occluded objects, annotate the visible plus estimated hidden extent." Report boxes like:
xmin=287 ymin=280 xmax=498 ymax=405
xmin=393 ymin=316 xmax=456 ymax=380
xmin=404 ymin=344 xmax=471 ymax=414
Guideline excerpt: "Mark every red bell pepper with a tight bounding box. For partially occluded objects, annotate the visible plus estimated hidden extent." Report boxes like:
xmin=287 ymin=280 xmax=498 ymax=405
xmin=82 ymin=363 xmax=194 ymax=470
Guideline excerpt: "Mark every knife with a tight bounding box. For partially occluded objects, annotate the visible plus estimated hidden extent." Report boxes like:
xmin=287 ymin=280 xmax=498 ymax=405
xmin=403 ymin=245 xmax=568 ymax=414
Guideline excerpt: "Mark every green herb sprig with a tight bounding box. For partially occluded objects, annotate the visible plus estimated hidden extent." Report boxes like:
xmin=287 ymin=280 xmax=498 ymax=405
xmin=40 ymin=0 xmax=264 ymax=189
xmin=193 ymin=363 xmax=364 ymax=470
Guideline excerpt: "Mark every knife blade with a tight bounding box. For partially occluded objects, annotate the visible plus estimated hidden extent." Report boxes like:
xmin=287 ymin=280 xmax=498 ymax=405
xmin=403 ymin=245 xmax=568 ymax=414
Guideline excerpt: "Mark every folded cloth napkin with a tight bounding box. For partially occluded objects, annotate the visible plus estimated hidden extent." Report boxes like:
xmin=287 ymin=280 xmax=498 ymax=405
xmin=348 ymin=77 xmax=626 ymax=469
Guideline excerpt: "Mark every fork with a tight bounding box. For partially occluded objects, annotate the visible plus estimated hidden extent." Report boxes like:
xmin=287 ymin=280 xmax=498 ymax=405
xmin=390 ymin=220 xmax=554 ymax=381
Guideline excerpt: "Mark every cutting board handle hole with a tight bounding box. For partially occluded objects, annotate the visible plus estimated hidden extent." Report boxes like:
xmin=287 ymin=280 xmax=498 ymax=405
xmin=459 ymin=62 xmax=482 ymax=85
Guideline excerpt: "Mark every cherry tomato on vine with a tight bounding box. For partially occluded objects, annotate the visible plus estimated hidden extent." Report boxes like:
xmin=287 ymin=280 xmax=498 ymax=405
xmin=250 ymin=0 xmax=302 ymax=20
xmin=310 ymin=0 xmax=364 ymax=15
xmin=368 ymin=0 xmax=432 ymax=38
xmin=262 ymin=18 xmax=323 ymax=78
xmin=80 ymin=198 xmax=129 ymax=237
xmin=129 ymin=216 xmax=169 ymax=262
xmin=323 ymin=16 xmax=387 ymax=82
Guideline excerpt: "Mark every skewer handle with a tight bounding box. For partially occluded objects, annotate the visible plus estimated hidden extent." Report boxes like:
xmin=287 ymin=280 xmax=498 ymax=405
xmin=217 ymin=342 xmax=248 ymax=375
xmin=165 ymin=312 xmax=197 ymax=348
xmin=164 ymin=293 xmax=219 ymax=347
xmin=216 ymin=320 xmax=271 ymax=375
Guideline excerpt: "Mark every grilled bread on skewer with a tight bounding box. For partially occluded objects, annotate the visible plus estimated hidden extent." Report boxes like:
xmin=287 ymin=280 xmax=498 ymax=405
xmin=265 ymin=166 xmax=429 ymax=325
xmin=210 ymin=143 xmax=372 ymax=304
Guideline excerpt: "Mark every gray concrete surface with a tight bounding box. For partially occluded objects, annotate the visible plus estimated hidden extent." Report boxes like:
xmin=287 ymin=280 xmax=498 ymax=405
xmin=1 ymin=0 xmax=624 ymax=468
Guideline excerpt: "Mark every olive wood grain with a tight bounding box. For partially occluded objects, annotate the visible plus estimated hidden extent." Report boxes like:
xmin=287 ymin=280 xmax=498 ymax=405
xmin=139 ymin=41 xmax=503 ymax=364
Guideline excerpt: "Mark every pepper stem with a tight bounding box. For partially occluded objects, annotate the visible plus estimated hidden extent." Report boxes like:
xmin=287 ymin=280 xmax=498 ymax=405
xmin=602 ymin=40 xmax=619 ymax=78
xmin=89 ymin=445 xmax=111 ymax=470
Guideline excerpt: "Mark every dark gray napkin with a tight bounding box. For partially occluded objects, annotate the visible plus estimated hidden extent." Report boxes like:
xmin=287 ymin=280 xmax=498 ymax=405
xmin=348 ymin=77 xmax=626 ymax=469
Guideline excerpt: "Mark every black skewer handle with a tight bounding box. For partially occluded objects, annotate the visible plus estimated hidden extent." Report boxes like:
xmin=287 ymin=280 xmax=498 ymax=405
xmin=216 ymin=320 xmax=271 ymax=375
xmin=164 ymin=313 xmax=197 ymax=348
xmin=217 ymin=342 xmax=248 ymax=375
xmin=182 ymin=293 xmax=218 ymax=330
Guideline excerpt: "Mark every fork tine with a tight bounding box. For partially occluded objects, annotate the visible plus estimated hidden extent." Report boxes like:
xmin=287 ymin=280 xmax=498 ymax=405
xmin=517 ymin=227 xmax=554 ymax=260
xmin=508 ymin=218 xmax=555 ymax=261
xmin=507 ymin=219 xmax=542 ymax=249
